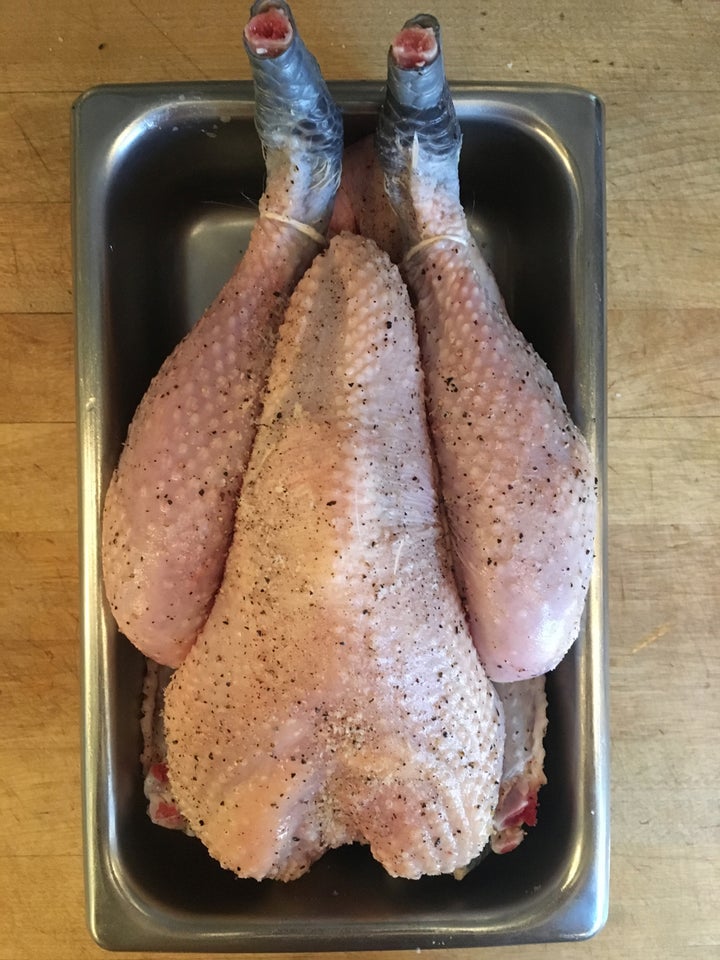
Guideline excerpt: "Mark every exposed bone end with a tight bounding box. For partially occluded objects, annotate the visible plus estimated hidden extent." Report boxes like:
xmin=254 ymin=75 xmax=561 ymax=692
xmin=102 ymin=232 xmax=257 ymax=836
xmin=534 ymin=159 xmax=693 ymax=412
xmin=244 ymin=6 xmax=293 ymax=57
xmin=391 ymin=25 xmax=438 ymax=68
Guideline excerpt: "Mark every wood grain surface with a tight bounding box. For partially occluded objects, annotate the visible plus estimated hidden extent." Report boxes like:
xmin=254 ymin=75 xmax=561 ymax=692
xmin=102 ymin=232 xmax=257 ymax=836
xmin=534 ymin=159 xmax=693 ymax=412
xmin=1 ymin=1 xmax=718 ymax=958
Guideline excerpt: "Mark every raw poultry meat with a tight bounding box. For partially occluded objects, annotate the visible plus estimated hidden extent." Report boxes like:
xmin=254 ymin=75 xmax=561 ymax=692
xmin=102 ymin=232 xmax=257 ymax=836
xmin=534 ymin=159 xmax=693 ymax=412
xmin=376 ymin=16 xmax=597 ymax=682
xmin=490 ymin=677 xmax=548 ymax=853
xmin=163 ymin=232 xmax=505 ymax=881
xmin=102 ymin=0 xmax=342 ymax=667
xmin=141 ymin=651 xmax=547 ymax=861
xmin=140 ymin=661 xmax=188 ymax=831
xmin=331 ymin=135 xmax=551 ymax=851
xmin=329 ymin=135 xmax=404 ymax=264
xmin=451 ymin=675 xmax=547 ymax=876
xmin=126 ymin=6 xmax=587 ymax=879
xmin=140 ymin=653 xmax=548 ymax=857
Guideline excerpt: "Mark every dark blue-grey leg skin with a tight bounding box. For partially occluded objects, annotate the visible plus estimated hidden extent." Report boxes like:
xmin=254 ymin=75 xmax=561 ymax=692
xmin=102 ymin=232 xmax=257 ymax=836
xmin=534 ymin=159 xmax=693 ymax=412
xmin=244 ymin=0 xmax=343 ymax=234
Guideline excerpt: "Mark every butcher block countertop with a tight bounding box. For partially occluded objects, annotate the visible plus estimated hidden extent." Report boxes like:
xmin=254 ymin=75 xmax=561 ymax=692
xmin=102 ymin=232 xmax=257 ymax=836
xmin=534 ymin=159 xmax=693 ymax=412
xmin=1 ymin=1 xmax=718 ymax=958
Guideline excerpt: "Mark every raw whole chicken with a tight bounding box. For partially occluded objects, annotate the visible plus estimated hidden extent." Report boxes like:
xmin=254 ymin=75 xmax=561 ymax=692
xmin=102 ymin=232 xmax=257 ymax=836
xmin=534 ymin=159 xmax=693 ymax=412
xmin=376 ymin=15 xmax=597 ymax=682
xmin=128 ymin=5 xmax=590 ymax=881
xmin=163 ymin=232 xmax=505 ymax=881
xmin=102 ymin=0 xmax=342 ymax=667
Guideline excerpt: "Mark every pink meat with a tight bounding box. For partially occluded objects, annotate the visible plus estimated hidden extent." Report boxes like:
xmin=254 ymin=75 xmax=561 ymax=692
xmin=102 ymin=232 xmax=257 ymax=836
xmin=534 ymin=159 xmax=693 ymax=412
xmin=391 ymin=23 xmax=438 ymax=69
xmin=244 ymin=5 xmax=293 ymax=56
xmin=163 ymin=233 xmax=504 ymax=881
xmin=140 ymin=660 xmax=189 ymax=832
xmin=407 ymin=236 xmax=596 ymax=681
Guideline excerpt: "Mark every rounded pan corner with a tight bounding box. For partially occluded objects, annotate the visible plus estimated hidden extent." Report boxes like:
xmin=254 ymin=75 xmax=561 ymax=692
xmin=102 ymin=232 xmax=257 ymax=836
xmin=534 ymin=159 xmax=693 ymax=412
xmin=556 ymin=872 xmax=611 ymax=944
xmin=71 ymin=84 xmax=109 ymax=115
xmin=71 ymin=83 xmax=150 ymax=135
xmin=85 ymin=854 xmax=177 ymax=954
xmin=540 ymin=82 xmax=605 ymax=108
xmin=84 ymin=869 xmax=138 ymax=952
xmin=564 ymin=83 xmax=605 ymax=114
xmin=542 ymin=829 xmax=611 ymax=943
xmin=85 ymin=910 xmax=125 ymax=954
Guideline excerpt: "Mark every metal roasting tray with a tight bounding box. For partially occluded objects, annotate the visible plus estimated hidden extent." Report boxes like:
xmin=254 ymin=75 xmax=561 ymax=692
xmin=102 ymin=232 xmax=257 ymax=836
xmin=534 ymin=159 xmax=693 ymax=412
xmin=73 ymin=80 xmax=609 ymax=952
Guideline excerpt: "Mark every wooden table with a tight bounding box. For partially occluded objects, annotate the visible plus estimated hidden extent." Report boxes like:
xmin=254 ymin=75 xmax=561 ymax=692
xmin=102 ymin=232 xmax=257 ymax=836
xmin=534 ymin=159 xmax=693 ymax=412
xmin=1 ymin=1 xmax=718 ymax=958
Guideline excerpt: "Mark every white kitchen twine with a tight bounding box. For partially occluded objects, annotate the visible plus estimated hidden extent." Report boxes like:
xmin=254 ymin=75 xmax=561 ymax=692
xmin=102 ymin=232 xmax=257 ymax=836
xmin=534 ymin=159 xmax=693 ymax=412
xmin=403 ymin=234 xmax=468 ymax=265
xmin=262 ymin=211 xmax=326 ymax=246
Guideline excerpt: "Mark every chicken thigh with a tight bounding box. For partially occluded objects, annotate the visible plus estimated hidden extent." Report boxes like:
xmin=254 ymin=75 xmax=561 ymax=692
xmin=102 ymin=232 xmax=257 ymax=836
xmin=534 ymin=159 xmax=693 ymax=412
xmin=163 ymin=233 xmax=504 ymax=881
xmin=102 ymin=0 xmax=342 ymax=667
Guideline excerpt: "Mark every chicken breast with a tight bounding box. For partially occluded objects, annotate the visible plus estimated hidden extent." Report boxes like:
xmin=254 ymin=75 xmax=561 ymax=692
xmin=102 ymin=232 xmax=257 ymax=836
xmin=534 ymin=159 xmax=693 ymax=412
xmin=377 ymin=16 xmax=597 ymax=681
xmin=102 ymin=0 xmax=342 ymax=667
xmin=163 ymin=233 xmax=504 ymax=881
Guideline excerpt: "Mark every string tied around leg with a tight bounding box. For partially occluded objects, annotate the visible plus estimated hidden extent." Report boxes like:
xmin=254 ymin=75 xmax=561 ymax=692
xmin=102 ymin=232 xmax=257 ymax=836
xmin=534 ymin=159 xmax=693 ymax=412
xmin=402 ymin=234 xmax=468 ymax=266
xmin=261 ymin=211 xmax=327 ymax=247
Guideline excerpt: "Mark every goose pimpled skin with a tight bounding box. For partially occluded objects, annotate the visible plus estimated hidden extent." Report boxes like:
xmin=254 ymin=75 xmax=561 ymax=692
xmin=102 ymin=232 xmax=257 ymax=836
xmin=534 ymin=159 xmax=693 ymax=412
xmin=102 ymin=0 xmax=342 ymax=667
xmin=164 ymin=234 xmax=504 ymax=881
xmin=377 ymin=16 xmax=597 ymax=682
